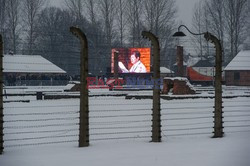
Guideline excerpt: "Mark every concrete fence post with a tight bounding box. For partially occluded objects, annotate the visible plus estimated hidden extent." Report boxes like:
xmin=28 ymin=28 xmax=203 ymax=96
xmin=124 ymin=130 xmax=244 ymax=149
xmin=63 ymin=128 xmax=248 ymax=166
xmin=70 ymin=27 xmax=89 ymax=147
xmin=0 ymin=34 xmax=3 ymax=154
xmin=142 ymin=31 xmax=161 ymax=142
xmin=204 ymin=32 xmax=224 ymax=138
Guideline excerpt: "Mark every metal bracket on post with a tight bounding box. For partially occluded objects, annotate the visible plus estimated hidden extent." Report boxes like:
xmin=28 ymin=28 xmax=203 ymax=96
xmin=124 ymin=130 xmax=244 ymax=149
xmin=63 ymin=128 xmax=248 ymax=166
xmin=142 ymin=31 xmax=161 ymax=142
xmin=204 ymin=32 xmax=224 ymax=138
xmin=70 ymin=27 xmax=89 ymax=147
xmin=0 ymin=34 xmax=3 ymax=154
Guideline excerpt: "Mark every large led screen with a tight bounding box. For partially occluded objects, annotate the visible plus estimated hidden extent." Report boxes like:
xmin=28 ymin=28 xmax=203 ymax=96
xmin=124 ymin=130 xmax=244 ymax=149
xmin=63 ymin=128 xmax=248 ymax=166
xmin=111 ymin=48 xmax=151 ymax=73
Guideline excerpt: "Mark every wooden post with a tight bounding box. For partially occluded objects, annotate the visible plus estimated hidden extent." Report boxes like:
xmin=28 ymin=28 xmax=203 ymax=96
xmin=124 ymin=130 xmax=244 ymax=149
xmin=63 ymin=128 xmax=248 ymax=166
xmin=142 ymin=31 xmax=161 ymax=142
xmin=204 ymin=32 xmax=223 ymax=138
xmin=0 ymin=34 xmax=3 ymax=154
xmin=70 ymin=27 xmax=89 ymax=147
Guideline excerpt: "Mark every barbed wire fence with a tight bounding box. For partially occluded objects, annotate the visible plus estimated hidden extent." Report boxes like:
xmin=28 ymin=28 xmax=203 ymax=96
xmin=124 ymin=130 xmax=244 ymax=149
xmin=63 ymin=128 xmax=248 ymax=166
xmin=1 ymin=29 xmax=250 ymax=155
xmin=2 ymin=94 xmax=250 ymax=150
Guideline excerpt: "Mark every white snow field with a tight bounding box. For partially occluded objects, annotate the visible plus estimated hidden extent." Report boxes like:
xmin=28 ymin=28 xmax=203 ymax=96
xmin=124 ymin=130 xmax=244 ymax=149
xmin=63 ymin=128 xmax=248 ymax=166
xmin=0 ymin=86 xmax=250 ymax=166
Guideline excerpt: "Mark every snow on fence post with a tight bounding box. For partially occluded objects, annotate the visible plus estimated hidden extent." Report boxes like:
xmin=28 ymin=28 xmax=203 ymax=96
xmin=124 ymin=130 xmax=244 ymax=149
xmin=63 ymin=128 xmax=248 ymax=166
xmin=0 ymin=34 xmax=3 ymax=154
xmin=204 ymin=33 xmax=224 ymax=138
xmin=142 ymin=31 xmax=161 ymax=142
xmin=70 ymin=27 xmax=89 ymax=147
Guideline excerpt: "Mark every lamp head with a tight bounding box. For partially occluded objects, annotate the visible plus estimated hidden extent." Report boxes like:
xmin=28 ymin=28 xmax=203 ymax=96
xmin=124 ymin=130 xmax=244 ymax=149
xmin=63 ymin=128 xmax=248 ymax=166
xmin=173 ymin=31 xmax=186 ymax=37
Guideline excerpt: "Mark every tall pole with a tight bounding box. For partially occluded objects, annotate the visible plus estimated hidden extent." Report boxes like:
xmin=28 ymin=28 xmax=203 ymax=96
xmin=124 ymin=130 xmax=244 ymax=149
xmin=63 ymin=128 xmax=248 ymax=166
xmin=70 ymin=27 xmax=89 ymax=147
xmin=0 ymin=34 xmax=3 ymax=154
xmin=204 ymin=32 xmax=223 ymax=138
xmin=142 ymin=31 xmax=161 ymax=142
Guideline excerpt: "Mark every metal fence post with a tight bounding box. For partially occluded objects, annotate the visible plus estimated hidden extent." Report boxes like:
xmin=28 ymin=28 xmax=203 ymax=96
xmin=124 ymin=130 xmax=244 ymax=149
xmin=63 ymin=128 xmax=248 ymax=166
xmin=70 ymin=27 xmax=89 ymax=147
xmin=204 ymin=33 xmax=224 ymax=138
xmin=142 ymin=31 xmax=161 ymax=142
xmin=0 ymin=34 xmax=3 ymax=154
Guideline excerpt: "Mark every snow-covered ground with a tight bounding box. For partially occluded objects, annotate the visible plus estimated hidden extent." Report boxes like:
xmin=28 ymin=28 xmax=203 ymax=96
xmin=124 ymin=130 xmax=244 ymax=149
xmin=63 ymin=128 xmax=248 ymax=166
xmin=0 ymin=86 xmax=250 ymax=166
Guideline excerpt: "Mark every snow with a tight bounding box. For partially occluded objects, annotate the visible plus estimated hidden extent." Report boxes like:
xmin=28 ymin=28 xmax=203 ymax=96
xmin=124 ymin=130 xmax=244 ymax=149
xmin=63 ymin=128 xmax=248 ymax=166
xmin=0 ymin=86 xmax=250 ymax=166
xmin=224 ymin=50 xmax=250 ymax=71
xmin=3 ymin=54 xmax=66 ymax=73
xmin=1 ymin=133 xmax=250 ymax=166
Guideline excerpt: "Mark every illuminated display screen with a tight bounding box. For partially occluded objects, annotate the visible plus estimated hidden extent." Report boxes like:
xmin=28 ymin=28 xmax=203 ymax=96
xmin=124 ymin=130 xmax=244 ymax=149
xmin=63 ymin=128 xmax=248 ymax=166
xmin=111 ymin=48 xmax=151 ymax=73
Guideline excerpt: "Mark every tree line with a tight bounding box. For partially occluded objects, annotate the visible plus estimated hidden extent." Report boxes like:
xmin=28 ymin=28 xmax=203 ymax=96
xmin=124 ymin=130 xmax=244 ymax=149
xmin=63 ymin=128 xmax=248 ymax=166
xmin=1 ymin=0 xmax=249 ymax=75
xmin=0 ymin=0 xmax=178 ymax=75
xmin=191 ymin=0 xmax=250 ymax=64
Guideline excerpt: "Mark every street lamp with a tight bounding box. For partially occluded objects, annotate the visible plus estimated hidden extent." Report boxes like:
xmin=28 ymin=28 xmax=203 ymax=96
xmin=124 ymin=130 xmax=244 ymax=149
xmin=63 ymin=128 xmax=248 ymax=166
xmin=173 ymin=25 xmax=224 ymax=138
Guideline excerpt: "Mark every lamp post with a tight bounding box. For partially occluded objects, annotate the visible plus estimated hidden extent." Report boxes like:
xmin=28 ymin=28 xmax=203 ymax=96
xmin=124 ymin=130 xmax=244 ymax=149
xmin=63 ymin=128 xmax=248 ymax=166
xmin=173 ymin=25 xmax=223 ymax=138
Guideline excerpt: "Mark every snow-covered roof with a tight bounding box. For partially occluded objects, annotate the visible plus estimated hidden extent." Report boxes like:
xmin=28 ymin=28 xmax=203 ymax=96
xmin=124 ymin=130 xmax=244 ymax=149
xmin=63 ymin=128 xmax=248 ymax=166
xmin=3 ymin=54 xmax=66 ymax=74
xmin=160 ymin=67 xmax=174 ymax=74
xmin=224 ymin=50 xmax=250 ymax=71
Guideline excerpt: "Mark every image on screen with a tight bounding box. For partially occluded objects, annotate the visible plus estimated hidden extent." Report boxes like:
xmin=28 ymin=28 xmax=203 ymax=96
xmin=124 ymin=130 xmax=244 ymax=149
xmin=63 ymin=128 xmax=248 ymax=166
xmin=111 ymin=48 xmax=151 ymax=73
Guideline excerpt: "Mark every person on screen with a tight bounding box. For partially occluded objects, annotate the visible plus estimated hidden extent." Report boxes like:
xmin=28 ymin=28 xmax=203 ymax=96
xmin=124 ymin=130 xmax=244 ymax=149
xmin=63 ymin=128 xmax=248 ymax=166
xmin=118 ymin=51 xmax=147 ymax=73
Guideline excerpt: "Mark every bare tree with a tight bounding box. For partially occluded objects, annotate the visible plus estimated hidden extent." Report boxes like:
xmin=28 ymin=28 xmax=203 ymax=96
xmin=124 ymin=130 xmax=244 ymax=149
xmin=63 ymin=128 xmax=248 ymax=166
xmin=116 ymin=0 xmax=127 ymax=47
xmin=144 ymin=0 xmax=176 ymax=36
xmin=63 ymin=0 xmax=85 ymax=24
xmin=97 ymin=0 xmax=117 ymax=71
xmin=224 ymin=0 xmax=248 ymax=62
xmin=84 ymin=0 xmax=97 ymax=25
xmin=0 ymin=0 xmax=7 ymax=34
xmin=6 ymin=0 xmax=22 ymax=54
xmin=22 ymin=0 xmax=46 ymax=55
xmin=191 ymin=0 xmax=213 ymax=58
xmin=98 ymin=0 xmax=116 ymax=47
xmin=243 ymin=0 xmax=250 ymax=49
xmin=204 ymin=0 xmax=226 ymax=61
xmin=143 ymin=0 xmax=177 ymax=66
xmin=127 ymin=0 xmax=144 ymax=47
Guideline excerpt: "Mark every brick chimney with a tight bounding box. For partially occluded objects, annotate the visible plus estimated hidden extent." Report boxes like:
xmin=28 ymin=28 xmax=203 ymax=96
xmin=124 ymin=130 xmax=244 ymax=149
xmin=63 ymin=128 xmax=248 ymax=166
xmin=176 ymin=46 xmax=184 ymax=77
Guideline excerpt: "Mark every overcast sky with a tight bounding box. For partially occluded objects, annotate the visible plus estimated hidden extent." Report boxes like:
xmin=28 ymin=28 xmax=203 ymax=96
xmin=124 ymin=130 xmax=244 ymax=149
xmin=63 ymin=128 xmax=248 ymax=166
xmin=176 ymin=0 xmax=201 ymax=27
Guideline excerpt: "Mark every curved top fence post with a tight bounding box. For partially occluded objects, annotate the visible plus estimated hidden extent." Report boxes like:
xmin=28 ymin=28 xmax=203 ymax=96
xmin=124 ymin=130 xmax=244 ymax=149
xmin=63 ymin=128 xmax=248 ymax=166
xmin=70 ymin=27 xmax=89 ymax=147
xmin=142 ymin=31 xmax=161 ymax=142
xmin=0 ymin=34 xmax=3 ymax=154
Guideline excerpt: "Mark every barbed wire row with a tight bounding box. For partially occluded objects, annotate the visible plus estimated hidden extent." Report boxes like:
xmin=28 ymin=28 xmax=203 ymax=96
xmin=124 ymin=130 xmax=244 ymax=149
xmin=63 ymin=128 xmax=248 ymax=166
xmin=4 ymin=123 xmax=79 ymax=129
xmin=4 ymin=128 xmax=79 ymax=135
xmin=5 ymin=134 xmax=79 ymax=142
xmin=4 ymin=140 xmax=78 ymax=148
xmin=4 ymin=103 xmax=245 ymax=110
xmin=4 ymin=111 xmax=79 ymax=116
xmin=4 ymin=117 xmax=79 ymax=123
xmin=162 ymin=126 xmax=212 ymax=132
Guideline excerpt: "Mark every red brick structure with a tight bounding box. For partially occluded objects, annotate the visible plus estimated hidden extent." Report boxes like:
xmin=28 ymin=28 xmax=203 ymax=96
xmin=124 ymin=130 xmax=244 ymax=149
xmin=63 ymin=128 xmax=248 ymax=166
xmin=224 ymin=50 xmax=250 ymax=86
xmin=162 ymin=77 xmax=196 ymax=95
xmin=225 ymin=70 xmax=250 ymax=86
xmin=176 ymin=46 xmax=184 ymax=77
xmin=162 ymin=78 xmax=174 ymax=94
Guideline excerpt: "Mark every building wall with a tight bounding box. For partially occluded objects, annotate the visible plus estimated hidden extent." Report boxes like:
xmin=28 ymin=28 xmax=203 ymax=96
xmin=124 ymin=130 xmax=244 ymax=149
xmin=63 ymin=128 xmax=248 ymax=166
xmin=225 ymin=70 xmax=250 ymax=86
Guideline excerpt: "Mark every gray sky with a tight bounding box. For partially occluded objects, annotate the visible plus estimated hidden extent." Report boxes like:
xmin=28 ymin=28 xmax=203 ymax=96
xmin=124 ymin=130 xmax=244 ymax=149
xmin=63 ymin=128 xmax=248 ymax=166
xmin=176 ymin=0 xmax=201 ymax=27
